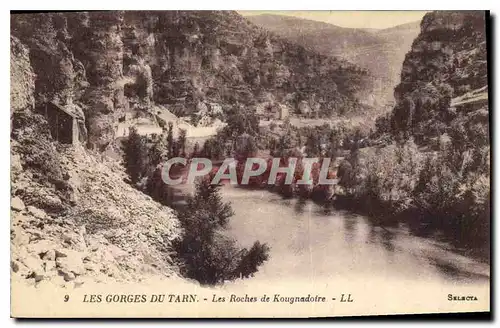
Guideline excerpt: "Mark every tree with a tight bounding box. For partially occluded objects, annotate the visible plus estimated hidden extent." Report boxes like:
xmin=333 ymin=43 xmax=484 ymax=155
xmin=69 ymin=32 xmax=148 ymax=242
xmin=122 ymin=127 xmax=147 ymax=184
xmin=201 ymin=136 xmax=225 ymax=160
xmin=178 ymin=128 xmax=187 ymax=158
xmin=234 ymin=241 xmax=270 ymax=279
xmin=391 ymin=96 xmax=415 ymax=137
xmin=166 ymin=121 xmax=174 ymax=158
xmin=375 ymin=112 xmax=392 ymax=136
xmin=235 ymin=133 xmax=257 ymax=159
xmin=192 ymin=141 xmax=200 ymax=157
xmin=147 ymin=137 xmax=165 ymax=169
xmin=173 ymin=178 xmax=270 ymax=285
xmin=337 ymin=160 xmax=354 ymax=190
xmin=273 ymin=133 xmax=292 ymax=158
xmin=305 ymin=133 xmax=321 ymax=157
xmin=222 ymin=106 xmax=259 ymax=137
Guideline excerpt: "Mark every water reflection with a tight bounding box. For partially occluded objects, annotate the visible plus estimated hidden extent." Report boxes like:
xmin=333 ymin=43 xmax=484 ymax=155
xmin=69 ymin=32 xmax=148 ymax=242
xmin=293 ymin=197 xmax=307 ymax=215
xmin=342 ymin=216 xmax=357 ymax=244
xmin=429 ymin=257 xmax=490 ymax=283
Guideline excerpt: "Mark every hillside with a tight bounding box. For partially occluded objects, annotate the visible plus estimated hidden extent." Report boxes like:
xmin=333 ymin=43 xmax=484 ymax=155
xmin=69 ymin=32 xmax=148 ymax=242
xmin=11 ymin=11 xmax=373 ymax=150
xmin=246 ymin=14 xmax=421 ymax=104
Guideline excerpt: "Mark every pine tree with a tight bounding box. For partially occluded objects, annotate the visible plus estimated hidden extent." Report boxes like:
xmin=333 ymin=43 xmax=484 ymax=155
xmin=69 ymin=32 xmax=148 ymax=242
xmin=166 ymin=121 xmax=174 ymax=158
xmin=174 ymin=177 xmax=270 ymax=285
xmin=178 ymin=128 xmax=187 ymax=158
xmin=122 ymin=127 xmax=146 ymax=184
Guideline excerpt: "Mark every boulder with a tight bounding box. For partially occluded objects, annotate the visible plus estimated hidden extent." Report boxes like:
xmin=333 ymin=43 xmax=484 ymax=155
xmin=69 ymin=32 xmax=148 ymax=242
xmin=11 ymin=197 xmax=25 ymax=212
xmin=21 ymin=255 xmax=45 ymax=276
xmin=26 ymin=205 xmax=47 ymax=219
xmin=55 ymin=249 xmax=86 ymax=276
xmin=43 ymin=260 xmax=57 ymax=274
xmin=11 ymin=228 xmax=30 ymax=246
xmin=27 ymin=240 xmax=58 ymax=258
xmin=61 ymin=271 xmax=76 ymax=282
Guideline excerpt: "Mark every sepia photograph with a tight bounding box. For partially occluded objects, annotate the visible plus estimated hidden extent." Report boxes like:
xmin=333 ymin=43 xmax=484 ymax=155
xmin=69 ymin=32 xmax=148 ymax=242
xmin=9 ymin=9 xmax=490 ymax=318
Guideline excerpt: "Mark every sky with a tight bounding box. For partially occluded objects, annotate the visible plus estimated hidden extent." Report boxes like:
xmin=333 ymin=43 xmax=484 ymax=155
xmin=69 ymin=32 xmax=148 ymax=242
xmin=238 ymin=11 xmax=428 ymax=30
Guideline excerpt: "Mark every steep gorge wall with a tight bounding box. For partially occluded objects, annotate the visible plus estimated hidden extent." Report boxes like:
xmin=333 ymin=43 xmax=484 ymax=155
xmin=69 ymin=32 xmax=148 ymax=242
xmin=10 ymin=33 xmax=182 ymax=287
xmin=11 ymin=11 xmax=373 ymax=149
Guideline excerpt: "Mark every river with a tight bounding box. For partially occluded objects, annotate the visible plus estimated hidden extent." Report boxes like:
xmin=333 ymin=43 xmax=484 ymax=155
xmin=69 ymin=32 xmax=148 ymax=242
xmin=172 ymin=184 xmax=490 ymax=286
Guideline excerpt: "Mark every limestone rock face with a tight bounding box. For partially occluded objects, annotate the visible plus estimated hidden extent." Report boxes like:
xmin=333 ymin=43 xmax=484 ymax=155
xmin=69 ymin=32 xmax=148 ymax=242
xmin=11 ymin=14 xmax=86 ymax=108
xmin=10 ymin=36 xmax=35 ymax=114
xmin=10 ymin=146 xmax=181 ymax=287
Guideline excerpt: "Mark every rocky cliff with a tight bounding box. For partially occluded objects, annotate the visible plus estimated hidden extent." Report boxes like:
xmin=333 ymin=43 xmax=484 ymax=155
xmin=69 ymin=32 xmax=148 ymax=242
xmin=390 ymin=11 xmax=488 ymax=140
xmin=10 ymin=34 xmax=181 ymax=288
xmin=11 ymin=11 xmax=373 ymax=150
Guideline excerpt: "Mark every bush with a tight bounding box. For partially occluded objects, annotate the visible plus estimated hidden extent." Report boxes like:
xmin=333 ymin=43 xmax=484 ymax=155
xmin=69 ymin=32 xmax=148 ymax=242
xmin=173 ymin=178 xmax=270 ymax=285
xmin=344 ymin=139 xmax=424 ymax=215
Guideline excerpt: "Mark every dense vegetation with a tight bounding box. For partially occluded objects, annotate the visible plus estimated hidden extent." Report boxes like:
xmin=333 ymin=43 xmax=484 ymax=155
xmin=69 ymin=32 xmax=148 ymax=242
xmin=122 ymin=126 xmax=270 ymax=285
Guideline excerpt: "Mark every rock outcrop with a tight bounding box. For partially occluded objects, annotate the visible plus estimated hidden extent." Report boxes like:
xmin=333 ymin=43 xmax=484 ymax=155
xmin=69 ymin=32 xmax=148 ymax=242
xmin=390 ymin=11 xmax=488 ymax=139
xmin=10 ymin=36 xmax=35 ymax=113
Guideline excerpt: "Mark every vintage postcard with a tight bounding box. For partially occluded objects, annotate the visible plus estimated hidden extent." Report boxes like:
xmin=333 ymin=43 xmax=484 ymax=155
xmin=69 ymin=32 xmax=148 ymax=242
xmin=10 ymin=10 xmax=490 ymax=318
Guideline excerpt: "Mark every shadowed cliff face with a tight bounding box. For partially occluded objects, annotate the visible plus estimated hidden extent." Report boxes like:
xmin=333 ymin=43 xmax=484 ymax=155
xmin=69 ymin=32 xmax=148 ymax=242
xmin=11 ymin=11 xmax=374 ymax=149
xmin=10 ymin=36 xmax=35 ymax=113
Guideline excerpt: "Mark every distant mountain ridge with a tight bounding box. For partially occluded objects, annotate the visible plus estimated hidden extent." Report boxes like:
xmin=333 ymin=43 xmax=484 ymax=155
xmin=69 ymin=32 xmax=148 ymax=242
xmin=246 ymin=14 xmax=422 ymax=104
